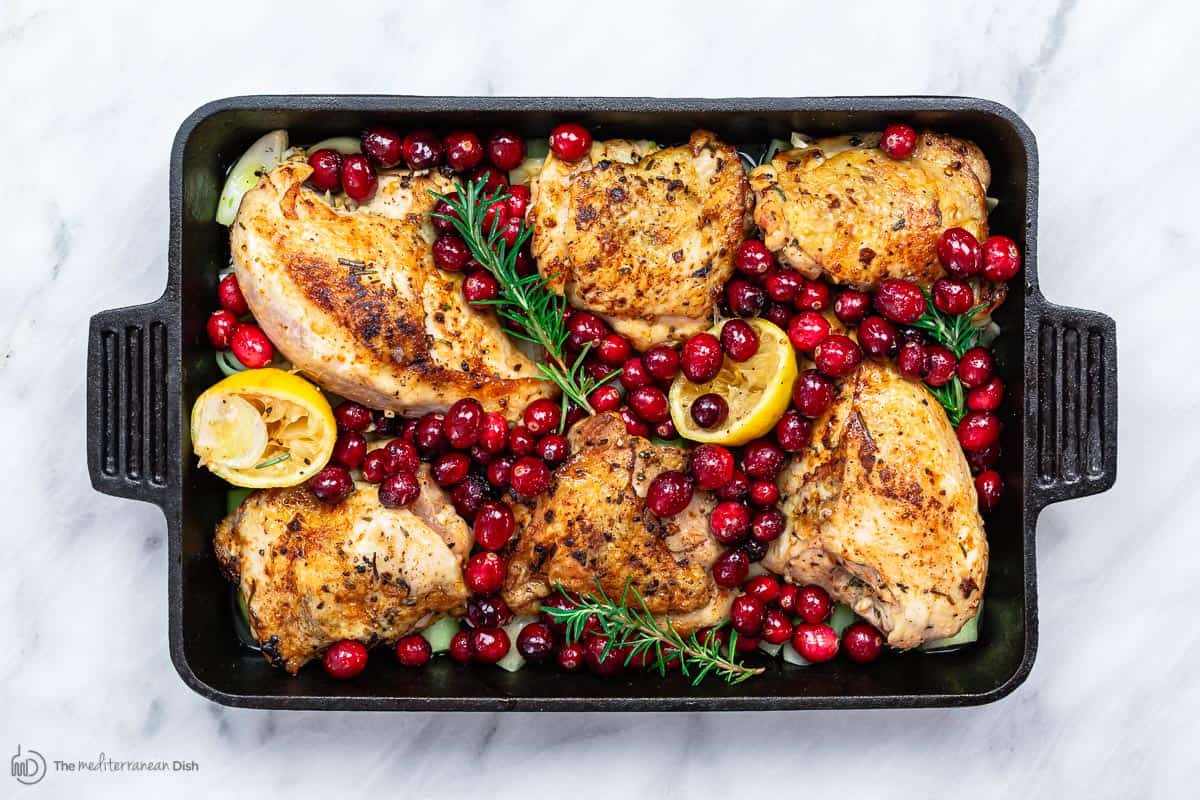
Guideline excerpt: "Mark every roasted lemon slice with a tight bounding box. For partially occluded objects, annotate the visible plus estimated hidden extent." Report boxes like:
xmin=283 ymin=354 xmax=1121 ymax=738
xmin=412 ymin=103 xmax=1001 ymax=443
xmin=190 ymin=368 xmax=336 ymax=488
xmin=669 ymin=318 xmax=798 ymax=445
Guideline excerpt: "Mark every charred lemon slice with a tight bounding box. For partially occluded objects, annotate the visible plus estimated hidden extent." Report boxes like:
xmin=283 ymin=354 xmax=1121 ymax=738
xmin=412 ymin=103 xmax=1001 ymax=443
xmin=190 ymin=368 xmax=335 ymax=488
xmin=669 ymin=318 xmax=798 ymax=446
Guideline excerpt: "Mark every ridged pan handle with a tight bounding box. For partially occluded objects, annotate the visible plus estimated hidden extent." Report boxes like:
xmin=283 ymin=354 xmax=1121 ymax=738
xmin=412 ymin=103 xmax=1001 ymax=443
xmin=1027 ymin=298 xmax=1118 ymax=510
xmin=87 ymin=295 xmax=174 ymax=506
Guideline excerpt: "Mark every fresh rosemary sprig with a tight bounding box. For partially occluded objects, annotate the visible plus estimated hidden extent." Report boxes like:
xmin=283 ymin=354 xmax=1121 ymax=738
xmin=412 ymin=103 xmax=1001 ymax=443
xmin=912 ymin=288 xmax=989 ymax=424
xmin=541 ymin=580 xmax=766 ymax=686
xmin=429 ymin=178 xmax=616 ymax=417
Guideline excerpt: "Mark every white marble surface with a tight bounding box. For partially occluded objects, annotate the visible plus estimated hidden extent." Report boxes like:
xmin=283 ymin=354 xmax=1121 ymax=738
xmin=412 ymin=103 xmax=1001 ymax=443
xmin=1 ymin=0 xmax=1194 ymax=796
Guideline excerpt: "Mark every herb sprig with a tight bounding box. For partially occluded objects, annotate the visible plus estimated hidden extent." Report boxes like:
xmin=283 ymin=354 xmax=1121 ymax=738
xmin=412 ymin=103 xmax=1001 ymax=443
xmin=429 ymin=178 xmax=615 ymax=417
xmin=913 ymin=288 xmax=989 ymax=424
xmin=541 ymin=580 xmax=766 ymax=685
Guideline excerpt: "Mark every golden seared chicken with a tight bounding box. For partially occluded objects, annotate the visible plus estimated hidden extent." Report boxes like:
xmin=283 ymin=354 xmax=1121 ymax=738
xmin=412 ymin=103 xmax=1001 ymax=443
xmin=214 ymin=469 xmax=471 ymax=672
xmin=749 ymin=131 xmax=991 ymax=288
xmin=503 ymin=413 xmax=733 ymax=631
xmin=763 ymin=362 xmax=987 ymax=648
xmin=231 ymin=160 xmax=553 ymax=422
xmin=529 ymin=131 xmax=752 ymax=349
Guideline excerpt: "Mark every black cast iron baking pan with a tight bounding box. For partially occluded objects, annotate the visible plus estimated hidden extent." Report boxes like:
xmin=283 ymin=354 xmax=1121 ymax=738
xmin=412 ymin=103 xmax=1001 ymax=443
xmin=86 ymin=96 xmax=1117 ymax=710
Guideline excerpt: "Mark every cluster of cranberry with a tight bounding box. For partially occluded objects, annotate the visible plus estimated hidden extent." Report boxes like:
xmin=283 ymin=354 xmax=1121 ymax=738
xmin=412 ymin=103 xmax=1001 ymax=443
xmin=204 ymin=273 xmax=274 ymax=367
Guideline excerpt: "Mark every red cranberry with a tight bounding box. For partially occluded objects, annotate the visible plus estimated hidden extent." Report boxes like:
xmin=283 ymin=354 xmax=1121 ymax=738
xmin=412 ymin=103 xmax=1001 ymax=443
xmin=761 ymin=609 xmax=794 ymax=645
xmin=507 ymin=425 xmax=534 ymax=456
xmin=792 ymin=370 xmax=835 ymax=418
xmin=558 ymin=642 xmax=586 ymax=671
xmin=217 ymin=273 xmax=249 ymax=316
xmin=486 ymin=455 xmax=514 ymax=488
xmin=690 ymin=444 xmax=735 ymax=491
xmin=957 ymin=347 xmax=994 ymax=388
xmin=646 ymin=470 xmax=694 ymax=517
xmin=925 ymin=346 xmax=957 ymax=387
xmin=361 ymin=127 xmax=403 ymax=168
xmin=333 ymin=401 xmax=371 ymax=432
xmin=712 ymin=548 xmax=750 ymax=588
xmin=982 ymin=235 xmax=1021 ymax=282
xmin=340 ymin=154 xmax=378 ymax=202
xmin=306 ymin=148 xmax=343 ymax=192
xmin=589 ymin=385 xmax=622 ymax=413
xmin=880 ymin=123 xmax=918 ymax=159
xmin=432 ymin=233 xmax=470 ymax=272
xmin=796 ymin=585 xmax=832 ymax=623
xmin=896 ymin=340 xmax=930 ymax=379
xmin=654 ymin=419 xmax=677 ymax=440
xmin=537 ymin=433 xmax=569 ymax=464
xmin=716 ymin=469 xmax=749 ymax=501
xmin=549 ymin=123 xmax=592 ymax=161
xmin=620 ymin=357 xmax=651 ymax=390
xmin=787 ymin=311 xmax=830 ymax=354
xmin=465 ymin=551 xmax=506 ymax=594
xmin=371 ymin=410 xmax=399 ymax=437
xmin=432 ymin=195 xmax=460 ymax=233
xmin=690 ymin=393 xmax=728 ymax=429
xmin=967 ymin=377 xmax=1004 ymax=411
xmin=462 ymin=271 xmax=500 ymax=304
xmin=230 ymin=324 xmax=273 ymax=368
xmin=966 ymin=443 xmax=1001 ymax=474
xmin=858 ymin=316 xmax=898 ymax=358
xmin=777 ymin=584 xmax=799 ymax=612
xmin=742 ymin=575 xmax=779 ymax=603
xmin=842 ymin=622 xmax=884 ymax=664
xmin=763 ymin=302 xmax=793 ymax=328
xmin=206 ymin=310 xmax=237 ymax=349
xmin=720 ymin=319 xmax=760 ymax=362
xmin=332 ymin=432 xmax=367 ymax=469
xmin=765 ymin=269 xmax=804 ymax=303
xmin=776 ymin=409 xmax=812 ymax=452
xmin=874 ymin=278 xmax=927 ymax=324
xmin=443 ymin=398 xmax=484 ymax=449
xmin=401 ymin=130 xmax=442 ymax=170
xmin=726 ymin=279 xmax=766 ymax=317
xmin=796 ymin=280 xmax=831 ymax=312
xmin=734 ymin=634 xmax=761 ymax=654
xmin=585 ymin=635 xmax=626 ymax=675
xmin=471 ymin=626 xmax=511 ymax=664
xmin=730 ymin=595 xmax=766 ymax=636
xmin=937 ymin=227 xmax=983 ymax=278
xmin=452 ymin=474 xmax=488 ymax=521
xmin=566 ymin=310 xmax=607 ymax=350
xmin=395 ymin=634 xmax=432 ymax=667
xmin=709 ymin=501 xmax=751 ymax=544
xmin=735 ymin=239 xmax=774 ymax=277
xmin=432 ymin=452 xmax=470 ymax=486
xmin=792 ymin=623 xmax=839 ymax=662
xmin=449 ymin=630 xmax=474 ymax=663
xmin=471 ymin=165 xmax=508 ymax=193
xmin=834 ymin=289 xmax=871 ymax=324
xmin=641 ymin=345 xmax=679 ymax=382
xmin=933 ymin=278 xmax=975 ymax=316
xmin=749 ymin=480 xmax=780 ymax=507
xmin=742 ymin=439 xmax=785 ymax=480
xmin=596 ymin=334 xmax=632 ymax=366
xmin=814 ymin=334 xmax=862 ymax=378
xmin=682 ymin=333 xmax=724 ymax=383
xmin=384 ymin=439 xmax=420 ymax=473
xmin=626 ymin=386 xmax=668 ymax=424
xmin=516 ymin=622 xmax=557 ymax=662
xmin=323 ymin=640 xmax=367 ymax=679
xmin=976 ymin=469 xmax=1003 ymax=512
xmin=310 ymin=465 xmax=354 ymax=503
xmin=361 ymin=450 xmax=391 ymax=483
xmin=487 ymin=130 xmax=525 ymax=171
xmin=751 ymin=508 xmax=785 ymax=543
xmin=474 ymin=501 xmax=515 ymax=551
xmin=504 ymin=184 xmax=531 ymax=220
xmin=957 ymin=411 xmax=1002 ymax=450
xmin=618 ymin=406 xmax=650 ymax=436
xmin=741 ymin=537 xmax=768 ymax=564
xmin=475 ymin=412 xmax=508 ymax=453
xmin=466 ymin=594 xmax=512 ymax=628
xmin=379 ymin=471 xmax=420 ymax=508
xmin=523 ymin=398 xmax=562 ymax=435
xmin=510 ymin=456 xmax=551 ymax=497
xmin=443 ymin=130 xmax=483 ymax=172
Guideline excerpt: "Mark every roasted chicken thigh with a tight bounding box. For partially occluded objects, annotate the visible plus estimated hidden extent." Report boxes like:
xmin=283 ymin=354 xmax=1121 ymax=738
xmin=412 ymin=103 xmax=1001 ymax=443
xmin=530 ymin=131 xmax=752 ymax=349
xmin=214 ymin=469 xmax=471 ymax=672
xmin=763 ymin=361 xmax=987 ymax=648
xmin=231 ymin=160 xmax=554 ymax=422
xmin=503 ymin=413 xmax=733 ymax=631
xmin=749 ymin=131 xmax=991 ymax=288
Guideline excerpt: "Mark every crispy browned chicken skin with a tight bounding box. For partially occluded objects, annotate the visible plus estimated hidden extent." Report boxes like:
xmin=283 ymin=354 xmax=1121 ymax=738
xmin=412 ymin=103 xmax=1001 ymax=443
xmin=749 ymin=131 xmax=991 ymax=289
xmin=503 ymin=413 xmax=733 ymax=631
xmin=530 ymin=131 xmax=752 ymax=349
xmin=763 ymin=362 xmax=987 ymax=648
xmin=231 ymin=160 xmax=554 ymax=422
xmin=214 ymin=469 xmax=470 ymax=673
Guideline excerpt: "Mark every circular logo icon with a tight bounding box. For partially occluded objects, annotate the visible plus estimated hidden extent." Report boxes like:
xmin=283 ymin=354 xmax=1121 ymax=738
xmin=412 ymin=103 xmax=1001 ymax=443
xmin=11 ymin=746 xmax=46 ymax=786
